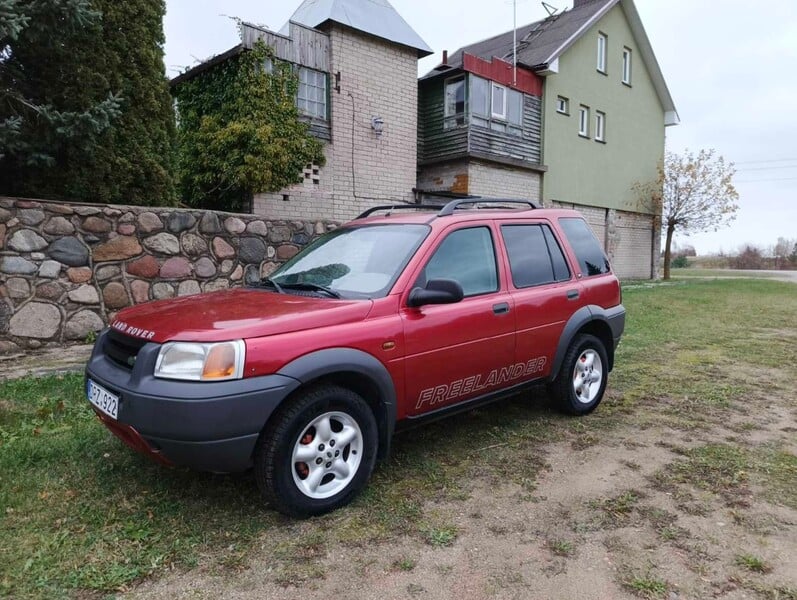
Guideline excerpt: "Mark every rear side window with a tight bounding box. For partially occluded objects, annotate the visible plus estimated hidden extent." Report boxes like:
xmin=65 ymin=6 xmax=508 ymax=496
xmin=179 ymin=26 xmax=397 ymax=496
xmin=420 ymin=227 xmax=498 ymax=297
xmin=501 ymin=224 xmax=571 ymax=288
xmin=559 ymin=217 xmax=610 ymax=276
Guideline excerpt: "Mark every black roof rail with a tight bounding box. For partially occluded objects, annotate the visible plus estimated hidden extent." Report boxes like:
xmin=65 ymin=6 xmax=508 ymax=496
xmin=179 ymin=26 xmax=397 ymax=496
xmin=356 ymin=204 xmax=443 ymax=219
xmin=438 ymin=197 xmax=539 ymax=216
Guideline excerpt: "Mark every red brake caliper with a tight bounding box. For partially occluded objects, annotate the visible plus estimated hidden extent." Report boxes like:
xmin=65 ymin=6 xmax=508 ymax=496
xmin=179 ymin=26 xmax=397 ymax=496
xmin=296 ymin=432 xmax=314 ymax=479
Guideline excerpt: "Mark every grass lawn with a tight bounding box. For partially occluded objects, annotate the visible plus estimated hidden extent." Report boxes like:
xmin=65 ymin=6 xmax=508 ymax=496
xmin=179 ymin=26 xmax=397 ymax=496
xmin=1 ymin=278 xmax=796 ymax=598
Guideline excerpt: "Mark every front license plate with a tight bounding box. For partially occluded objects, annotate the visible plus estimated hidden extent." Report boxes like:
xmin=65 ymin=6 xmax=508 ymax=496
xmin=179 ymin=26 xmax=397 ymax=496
xmin=87 ymin=379 xmax=119 ymax=420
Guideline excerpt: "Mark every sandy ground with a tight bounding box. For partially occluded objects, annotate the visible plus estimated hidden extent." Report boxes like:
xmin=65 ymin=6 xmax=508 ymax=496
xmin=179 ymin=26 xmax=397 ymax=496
xmin=127 ymin=387 xmax=797 ymax=600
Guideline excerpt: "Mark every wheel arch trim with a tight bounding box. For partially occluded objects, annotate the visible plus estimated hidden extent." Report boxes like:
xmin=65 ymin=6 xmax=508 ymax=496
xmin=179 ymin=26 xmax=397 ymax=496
xmin=550 ymin=305 xmax=620 ymax=381
xmin=277 ymin=348 xmax=397 ymax=460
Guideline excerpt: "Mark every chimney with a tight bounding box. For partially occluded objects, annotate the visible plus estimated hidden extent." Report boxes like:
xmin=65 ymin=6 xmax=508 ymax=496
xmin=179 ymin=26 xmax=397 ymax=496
xmin=442 ymin=50 xmax=448 ymax=65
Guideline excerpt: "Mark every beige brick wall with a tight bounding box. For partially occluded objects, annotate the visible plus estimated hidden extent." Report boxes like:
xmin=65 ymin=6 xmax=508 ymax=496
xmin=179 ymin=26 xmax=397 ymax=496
xmin=468 ymin=161 xmax=542 ymax=201
xmin=254 ymin=27 xmax=419 ymax=221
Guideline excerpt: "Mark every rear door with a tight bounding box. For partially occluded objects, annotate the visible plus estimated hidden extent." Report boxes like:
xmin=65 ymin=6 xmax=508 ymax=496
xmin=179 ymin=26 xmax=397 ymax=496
xmin=401 ymin=223 xmax=516 ymax=417
xmin=500 ymin=221 xmax=585 ymax=380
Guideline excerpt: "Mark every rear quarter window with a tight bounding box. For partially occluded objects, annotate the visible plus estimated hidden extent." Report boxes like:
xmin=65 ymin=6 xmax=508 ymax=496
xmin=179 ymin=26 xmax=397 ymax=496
xmin=558 ymin=217 xmax=611 ymax=276
xmin=501 ymin=224 xmax=571 ymax=287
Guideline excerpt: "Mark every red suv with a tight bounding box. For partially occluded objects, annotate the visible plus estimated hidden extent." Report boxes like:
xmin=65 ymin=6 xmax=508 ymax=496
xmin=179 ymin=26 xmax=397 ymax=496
xmin=85 ymin=199 xmax=625 ymax=517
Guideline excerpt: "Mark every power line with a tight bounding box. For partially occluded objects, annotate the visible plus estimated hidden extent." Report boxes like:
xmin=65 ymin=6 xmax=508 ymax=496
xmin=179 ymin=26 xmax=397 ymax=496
xmin=735 ymin=176 xmax=797 ymax=183
xmin=736 ymin=164 xmax=797 ymax=172
xmin=734 ymin=157 xmax=797 ymax=165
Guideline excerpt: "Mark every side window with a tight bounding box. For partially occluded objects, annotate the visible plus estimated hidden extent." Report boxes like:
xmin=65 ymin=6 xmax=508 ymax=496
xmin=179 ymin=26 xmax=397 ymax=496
xmin=419 ymin=227 xmax=498 ymax=297
xmin=501 ymin=224 xmax=571 ymax=288
xmin=559 ymin=217 xmax=611 ymax=276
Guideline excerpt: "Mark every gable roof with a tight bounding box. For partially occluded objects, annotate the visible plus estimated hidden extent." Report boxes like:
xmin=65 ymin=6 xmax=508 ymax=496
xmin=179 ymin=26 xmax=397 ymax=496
xmin=427 ymin=0 xmax=678 ymax=124
xmin=283 ymin=0 xmax=433 ymax=57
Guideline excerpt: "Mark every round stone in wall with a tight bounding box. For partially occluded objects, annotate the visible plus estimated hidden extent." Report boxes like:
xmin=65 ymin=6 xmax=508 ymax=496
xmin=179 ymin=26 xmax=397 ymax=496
xmin=212 ymin=237 xmax=235 ymax=259
xmin=82 ymin=216 xmax=112 ymax=233
xmin=126 ymin=255 xmax=160 ymax=278
xmin=246 ymin=220 xmax=268 ymax=236
xmin=17 ymin=209 xmax=46 ymax=226
xmin=167 ymin=212 xmax=197 ymax=233
xmin=68 ymin=284 xmax=100 ymax=304
xmin=1 ymin=256 xmax=38 ymax=274
xmin=103 ymin=281 xmax=130 ymax=309
xmin=93 ymin=236 xmax=143 ymax=262
xmin=38 ymin=260 xmax=62 ymax=279
xmin=43 ymin=216 xmax=75 ymax=235
xmin=130 ymin=280 xmax=150 ymax=304
xmin=203 ymin=279 xmax=230 ymax=292
xmin=64 ymin=310 xmax=104 ymax=340
xmin=181 ymin=233 xmax=208 ymax=256
xmin=9 ymin=229 xmax=48 ymax=252
xmin=177 ymin=280 xmax=201 ymax=296
xmin=66 ymin=267 xmax=93 ymax=283
xmin=199 ymin=212 xmax=221 ymax=233
xmin=47 ymin=237 xmax=89 ymax=266
xmin=159 ymin=257 xmax=191 ymax=279
xmin=238 ymin=237 xmax=267 ymax=264
xmin=137 ymin=211 xmax=163 ymax=233
xmin=152 ymin=282 xmax=175 ymax=300
xmin=6 ymin=277 xmax=30 ymax=300
xmin=143 ymin=232 xmax=180 ymax=255
xmin=194 ymin=257 xmax=216 ymax=278
xmin=224 ymin=217 xmax=246 ymax=234
xmin=9 ymin=302 xmax=60 ymax=338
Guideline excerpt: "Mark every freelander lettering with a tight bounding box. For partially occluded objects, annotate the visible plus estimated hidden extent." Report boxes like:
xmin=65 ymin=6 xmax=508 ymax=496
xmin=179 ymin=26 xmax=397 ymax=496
xmin=415 ymin=357 xmax=547 ymax=410
xmin=111 ymin=319 xmax=156 ymax=340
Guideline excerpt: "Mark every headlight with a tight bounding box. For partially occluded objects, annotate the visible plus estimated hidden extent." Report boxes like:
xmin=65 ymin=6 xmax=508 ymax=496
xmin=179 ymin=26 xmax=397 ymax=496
xmin=154 ymin=340 xmax=245 ymax=381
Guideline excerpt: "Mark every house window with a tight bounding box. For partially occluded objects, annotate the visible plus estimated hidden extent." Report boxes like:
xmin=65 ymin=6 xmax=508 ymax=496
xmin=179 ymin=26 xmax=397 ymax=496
xmin=263 ymin=58 xmax=273 ymax=74
xmin=556 ymin=96 xmax=569 ymax=114
xmin=297 ymin=67 xmax=327 ymax=120
xmin=491 ymin=82 xmax=507 ymax=120
xmin=470 ymin=76 xmax=523 ymax=137
xmin=622 ymin=47 xmax=632 ymax=84
xmin=578 ymin=105 xmax=590 ymax=137
xmin=597 ymin=32 xmax=608 ymax=73
xmin=595 ymin=111 xmax=605 ymax=142
xmin=444 ymin=75 xmax=466 ymax=129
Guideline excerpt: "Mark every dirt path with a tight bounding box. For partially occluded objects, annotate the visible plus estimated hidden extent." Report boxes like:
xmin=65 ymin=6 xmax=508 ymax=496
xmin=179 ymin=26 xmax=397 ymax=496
xmin=128 ymin=388 xmax=797 ymax=600
xmin=0 ymin=343 xmax=91 ymax=380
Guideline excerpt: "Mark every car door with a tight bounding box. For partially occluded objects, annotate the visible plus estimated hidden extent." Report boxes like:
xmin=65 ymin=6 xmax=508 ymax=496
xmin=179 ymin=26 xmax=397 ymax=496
xmin=499 ymin=221 xmax=585 ymax=381
xmin=401 ymin=223 xmax=516 ymax=417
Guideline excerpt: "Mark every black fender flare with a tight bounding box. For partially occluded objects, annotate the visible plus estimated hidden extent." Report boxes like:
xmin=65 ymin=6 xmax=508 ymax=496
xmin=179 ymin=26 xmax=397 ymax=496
xmin=550 ymin=305 xmax=623 ymax=381
xmin=277 ymin=348 xmax=397 ymax=460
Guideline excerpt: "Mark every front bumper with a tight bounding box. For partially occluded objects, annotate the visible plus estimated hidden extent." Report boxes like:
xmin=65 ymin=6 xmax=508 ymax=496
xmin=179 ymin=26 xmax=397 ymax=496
xmin=85 ymin=330 xmax=300 ymax=472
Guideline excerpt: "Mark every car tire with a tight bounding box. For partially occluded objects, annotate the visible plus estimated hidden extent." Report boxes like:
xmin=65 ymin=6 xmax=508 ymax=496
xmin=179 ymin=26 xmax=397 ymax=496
xmin=549 ymin=334 xmax=608 ymax=416
xmin=254 ymin=384 xmax=378 ymax=518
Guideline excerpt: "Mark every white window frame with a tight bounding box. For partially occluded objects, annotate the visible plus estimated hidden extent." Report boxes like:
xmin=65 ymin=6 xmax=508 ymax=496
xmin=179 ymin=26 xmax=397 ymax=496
xmin=595 ymin=111 xmax=605 ymax=142
xmin=556 ymin=96 xmax=569 ymax=114
xmin=597 ymin=32 xmax=608 ymax=73
xmin=622 ymin=47 xmax=632 ymax=84
xmin=297 ymin=67 xmax=328 ymax=120
xmin=491 ymin=82 xmax=507 ymax=120
xmin=578 ymin=105 xmax=590 ymax=137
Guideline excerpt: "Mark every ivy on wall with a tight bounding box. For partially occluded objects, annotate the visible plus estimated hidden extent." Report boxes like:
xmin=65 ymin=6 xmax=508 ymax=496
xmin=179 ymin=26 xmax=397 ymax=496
xmin=173 ymin=42 xmax=325 ymax=213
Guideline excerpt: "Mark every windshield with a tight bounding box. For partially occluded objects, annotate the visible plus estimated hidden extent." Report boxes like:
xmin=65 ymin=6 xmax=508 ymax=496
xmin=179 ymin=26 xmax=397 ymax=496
xmin=268 ymin=224 xmax=430 ymax=299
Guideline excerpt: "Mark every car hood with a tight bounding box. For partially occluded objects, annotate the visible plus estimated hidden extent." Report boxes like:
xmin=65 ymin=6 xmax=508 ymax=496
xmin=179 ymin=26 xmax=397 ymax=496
xmin=110 ymin=288 xmax=373 ymax=343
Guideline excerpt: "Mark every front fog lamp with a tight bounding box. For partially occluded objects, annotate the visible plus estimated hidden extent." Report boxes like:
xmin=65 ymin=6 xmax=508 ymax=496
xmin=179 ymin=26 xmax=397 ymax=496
xmin=154 ymin=340 xmax=245 ymax=381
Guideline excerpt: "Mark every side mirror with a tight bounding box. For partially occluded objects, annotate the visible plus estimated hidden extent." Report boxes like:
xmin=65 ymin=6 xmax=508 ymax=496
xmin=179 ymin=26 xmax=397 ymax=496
xmin=407 ymin=278 xmax=464 ymax=308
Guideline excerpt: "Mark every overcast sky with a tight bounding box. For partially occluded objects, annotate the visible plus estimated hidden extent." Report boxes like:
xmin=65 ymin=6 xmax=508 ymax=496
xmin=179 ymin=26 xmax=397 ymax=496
xmin=164 ymin=0 xmax=797 ymax=255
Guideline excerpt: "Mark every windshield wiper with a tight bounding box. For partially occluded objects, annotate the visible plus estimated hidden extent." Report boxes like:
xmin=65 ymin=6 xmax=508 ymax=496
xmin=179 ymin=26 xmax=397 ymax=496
xmin=257 ymin=277 xmax=285 ymax=294
xmin=279 ymin=282 xmax=342 ymax=299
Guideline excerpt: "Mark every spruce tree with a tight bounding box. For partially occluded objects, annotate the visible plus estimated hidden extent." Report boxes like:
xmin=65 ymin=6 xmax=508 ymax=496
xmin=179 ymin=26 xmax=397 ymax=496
xmin=0 ymin=0 xmax=176 ymax=205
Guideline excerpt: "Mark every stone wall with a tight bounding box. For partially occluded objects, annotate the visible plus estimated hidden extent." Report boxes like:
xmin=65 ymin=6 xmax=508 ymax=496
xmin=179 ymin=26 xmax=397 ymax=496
xmin=0 ymin=197 xmax=337 ymax=353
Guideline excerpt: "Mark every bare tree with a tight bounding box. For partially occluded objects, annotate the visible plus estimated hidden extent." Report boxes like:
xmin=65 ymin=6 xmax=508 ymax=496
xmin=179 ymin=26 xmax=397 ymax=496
xmin=773 ymin=237 xmax=795 ymax=270
xmin=636 ymin=149 xmax=739 ymax=280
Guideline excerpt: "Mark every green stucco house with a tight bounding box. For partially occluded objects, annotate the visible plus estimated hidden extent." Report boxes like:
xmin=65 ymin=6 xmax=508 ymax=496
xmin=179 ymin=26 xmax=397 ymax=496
xmin=418 ymin=0 xmax=678 ymax=279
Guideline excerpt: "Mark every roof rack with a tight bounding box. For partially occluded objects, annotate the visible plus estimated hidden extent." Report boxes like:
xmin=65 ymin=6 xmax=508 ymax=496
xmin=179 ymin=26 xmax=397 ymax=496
xmin=356 ymin=204 xmax=443 ymax=219
xmin=438 ymin=198 xmax=539 ymax=216
xmin=356 ymin=197 xmax=539 ymax=220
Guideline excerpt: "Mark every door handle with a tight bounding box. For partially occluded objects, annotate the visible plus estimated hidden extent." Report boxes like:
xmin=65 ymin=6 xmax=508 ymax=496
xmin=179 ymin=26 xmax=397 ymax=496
xmin=566 ymin=289 xmax=580 ymax=300
xmin=493 ymin=302 xmax=510 ymax=315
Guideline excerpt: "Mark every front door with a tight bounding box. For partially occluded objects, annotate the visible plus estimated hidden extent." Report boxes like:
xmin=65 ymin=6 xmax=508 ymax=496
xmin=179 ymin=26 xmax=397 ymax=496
xmin=401 ymin=224 xmax=515 ymax=417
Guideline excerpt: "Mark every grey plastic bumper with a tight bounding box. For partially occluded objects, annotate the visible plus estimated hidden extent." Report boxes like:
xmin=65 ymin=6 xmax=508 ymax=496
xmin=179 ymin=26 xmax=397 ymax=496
xmin=85 ymin=330 xmax=300 ymax=472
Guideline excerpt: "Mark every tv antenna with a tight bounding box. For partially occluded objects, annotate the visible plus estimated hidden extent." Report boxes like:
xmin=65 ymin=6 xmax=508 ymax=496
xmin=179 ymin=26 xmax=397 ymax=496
xmin=542 ymin=2 xmax=559 ymax=16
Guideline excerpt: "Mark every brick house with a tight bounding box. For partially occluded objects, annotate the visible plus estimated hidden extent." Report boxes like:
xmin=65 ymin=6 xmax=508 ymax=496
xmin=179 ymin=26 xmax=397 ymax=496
xmin=418 ymin=0 xmax=678 ymax=279
xmin=172 ymin=0 xmax=431 ymax=222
